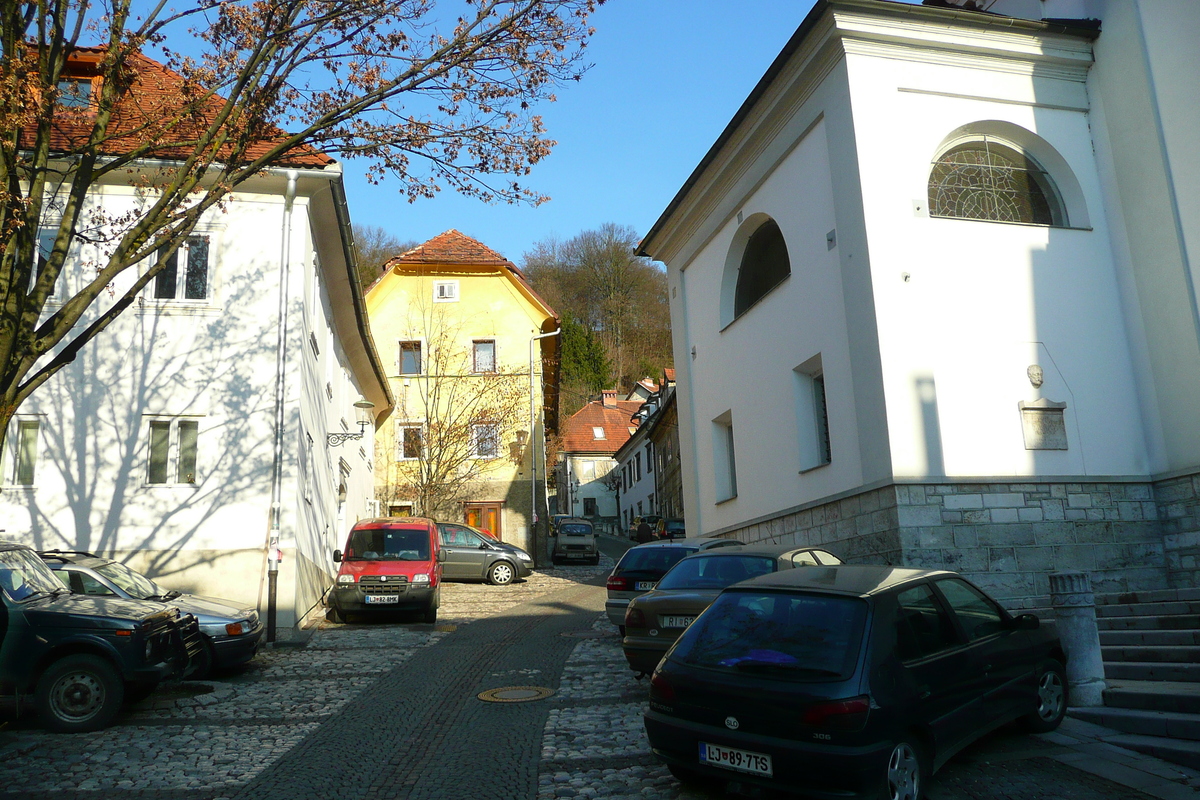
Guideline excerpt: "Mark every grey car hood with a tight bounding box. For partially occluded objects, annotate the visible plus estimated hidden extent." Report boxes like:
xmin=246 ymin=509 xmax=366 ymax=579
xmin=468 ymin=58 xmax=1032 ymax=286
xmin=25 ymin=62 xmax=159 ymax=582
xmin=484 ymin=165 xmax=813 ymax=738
xmin=170 ymin=594 xmax=256 ymax=626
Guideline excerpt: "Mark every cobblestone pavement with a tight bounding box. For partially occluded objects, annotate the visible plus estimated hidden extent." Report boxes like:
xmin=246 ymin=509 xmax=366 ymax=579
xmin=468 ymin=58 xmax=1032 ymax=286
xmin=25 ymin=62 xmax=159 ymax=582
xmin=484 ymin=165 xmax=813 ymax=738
xmin=3 ymin=553 xmax=1198 ymax=800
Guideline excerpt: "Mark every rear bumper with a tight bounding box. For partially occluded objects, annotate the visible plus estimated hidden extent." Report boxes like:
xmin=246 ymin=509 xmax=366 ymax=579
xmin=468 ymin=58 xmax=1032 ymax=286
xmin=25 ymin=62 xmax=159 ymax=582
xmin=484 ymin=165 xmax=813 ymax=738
xmin=605 ymin=598 xmax=630 ymax=627
xmin=622 ymin=643 xmax=667 ymax=673
xmin=644 ymin=709 xmax=891 ymax=799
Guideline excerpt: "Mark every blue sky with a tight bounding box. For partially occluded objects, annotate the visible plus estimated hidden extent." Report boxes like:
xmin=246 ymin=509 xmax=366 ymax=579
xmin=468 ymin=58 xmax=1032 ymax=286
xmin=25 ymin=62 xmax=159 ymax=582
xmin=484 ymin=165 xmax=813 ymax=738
xmin=341 ymin=1 xmax=821 ymax=264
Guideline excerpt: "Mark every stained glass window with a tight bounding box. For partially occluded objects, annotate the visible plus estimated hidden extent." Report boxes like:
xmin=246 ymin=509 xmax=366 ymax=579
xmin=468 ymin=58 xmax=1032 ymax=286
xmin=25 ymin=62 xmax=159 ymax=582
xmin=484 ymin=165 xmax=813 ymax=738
xmin=928 ymin=139 xmax=1063 ymax=226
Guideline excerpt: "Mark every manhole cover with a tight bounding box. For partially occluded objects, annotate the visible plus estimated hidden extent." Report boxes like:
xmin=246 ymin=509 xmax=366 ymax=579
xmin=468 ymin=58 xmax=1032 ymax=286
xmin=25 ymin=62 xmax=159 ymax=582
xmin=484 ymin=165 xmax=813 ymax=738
xmin=477 ymin=686 xmax=555 ymax=703
xmin=560 ymin=630 xmax=610 ymax=639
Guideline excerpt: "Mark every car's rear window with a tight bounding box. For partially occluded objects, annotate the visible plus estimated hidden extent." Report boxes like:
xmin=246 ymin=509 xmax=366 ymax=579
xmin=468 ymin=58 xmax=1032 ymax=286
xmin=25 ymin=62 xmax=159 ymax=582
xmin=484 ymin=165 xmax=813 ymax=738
xmin=346 ymin=528 xmax=430 ymax=561
xmin=615 ymin=546 xmax=695 ymax=577
xmin=657 ymin=555 xmax=775 ymax=591
xmin=672 ymin=591 xmax=867 ymax=681
xmin=559 ymin=524 xmax=592 ymax=536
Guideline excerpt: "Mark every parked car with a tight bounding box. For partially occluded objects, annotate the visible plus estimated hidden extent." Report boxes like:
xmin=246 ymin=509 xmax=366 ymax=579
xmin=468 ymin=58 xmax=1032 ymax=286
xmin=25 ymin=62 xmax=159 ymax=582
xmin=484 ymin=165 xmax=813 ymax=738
xmin=605 ymin=537 xmax=741 ymax=633
xmin=1 ymin=542 xmax=205 ymax=732
xmin=622 ymin=545 xmax=843 ymax=674
xmin=436 ymin=522 xmax=533 ymax=585
xmin=39 ymin=550 xmax=262 ymax=676
xmin=644 ymin=565 xmax=1067 ymax=800
xmin=657 ymin=519 xmax=687 ymax=540
xmin=551 ymin=518 xmax=600 ymax=565
xmin=330 ymin=517 xmax=443 ymax=623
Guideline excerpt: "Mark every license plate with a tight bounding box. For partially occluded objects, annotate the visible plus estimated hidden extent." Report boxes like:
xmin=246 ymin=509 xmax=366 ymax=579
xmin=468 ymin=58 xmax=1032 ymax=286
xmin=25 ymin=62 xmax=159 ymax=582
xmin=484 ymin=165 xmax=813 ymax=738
xmin=567 ymin=553 xmax=587 ymax=559
xmin=699 ymin=742 xmax=773 ymax=777
xmin=660 ymin=615 xmax=695 ymax=628
xmin=635 ymin=581 xmax=656 ymax=591
xmin=365 ymin=595 xmax=399 ymax=604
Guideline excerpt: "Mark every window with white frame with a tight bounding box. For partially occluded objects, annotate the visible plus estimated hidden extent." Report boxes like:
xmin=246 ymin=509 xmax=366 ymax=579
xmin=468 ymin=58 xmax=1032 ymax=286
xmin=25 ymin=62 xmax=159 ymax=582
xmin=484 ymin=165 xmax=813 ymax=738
xmin=433 ymin=280 xmax=459 ymax=302
xmin=646 ymin=443 xmax=653 ymax=473
xmin=473 ymin=340 xmax=496 ymax=373
xmin=3 ymin=418 xmax=40 ymax=486
xmin=153 ymin=236 xmax=210 ymax=301
xmin=397 ymin=424 xmax=423 ymax=460
xmin=592 ymin=426 xmax=605 ymax=440
xmin=147 ymin=418 xmax=200 ymax=485
xmin=712 ymin=411 xmax=738 ymax=502
xmin=472 ymin=422 xmax=500 ymax=459
xmin=635 ymin=453 xmax=642 ymax=482
xmin=399 ymin=341 xmax=422 ymax=375
xmin=28 ymin=229 xmax=61 ymax=298
xmin=794 ymin=355 xmax=832 ymax=471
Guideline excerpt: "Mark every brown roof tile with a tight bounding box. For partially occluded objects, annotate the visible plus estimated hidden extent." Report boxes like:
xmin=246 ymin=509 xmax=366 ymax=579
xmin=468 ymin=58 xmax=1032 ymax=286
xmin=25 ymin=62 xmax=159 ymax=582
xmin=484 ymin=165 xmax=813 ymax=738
xmin=391 ymin=230 xmax=512 ymax=266
xmin=25 ymin=47 xmax=330 ymax=168
xmin=560 ymin=399 xmax=645 ymax=454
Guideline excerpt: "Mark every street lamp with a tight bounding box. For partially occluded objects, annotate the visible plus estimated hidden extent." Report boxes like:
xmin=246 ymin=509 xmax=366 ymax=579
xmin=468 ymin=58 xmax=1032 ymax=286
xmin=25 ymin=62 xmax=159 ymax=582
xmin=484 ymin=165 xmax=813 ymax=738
xmin=327 ymin=397 xmax=376 ymax=446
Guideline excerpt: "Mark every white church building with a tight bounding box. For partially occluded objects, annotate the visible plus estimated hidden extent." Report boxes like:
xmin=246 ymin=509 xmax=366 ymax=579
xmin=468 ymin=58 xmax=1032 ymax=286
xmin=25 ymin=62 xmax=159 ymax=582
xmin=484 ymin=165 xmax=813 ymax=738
xmin=639 ymin=0 xmax=1200 ymax=608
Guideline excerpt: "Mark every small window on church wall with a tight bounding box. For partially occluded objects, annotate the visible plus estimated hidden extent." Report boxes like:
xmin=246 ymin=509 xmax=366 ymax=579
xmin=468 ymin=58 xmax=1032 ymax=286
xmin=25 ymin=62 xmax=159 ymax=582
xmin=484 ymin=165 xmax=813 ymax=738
xmin=928 ymin=139 xmax=1064 ymax=227
xmin=733 ymin=219 xmax=790 ymax=318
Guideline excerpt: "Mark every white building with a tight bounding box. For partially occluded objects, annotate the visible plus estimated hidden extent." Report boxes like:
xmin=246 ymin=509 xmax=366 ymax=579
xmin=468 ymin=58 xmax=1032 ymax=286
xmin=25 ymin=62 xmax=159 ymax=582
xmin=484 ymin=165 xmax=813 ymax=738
xmin=613 ymin=387 xmax=663 ymax=531
xmin=639 ymin=0 xmax=1200 ymax=607
xmin=556 ymin=391 xmax=643 ymax=527
xmin=0 ymin=56 xmax=392 ymax=634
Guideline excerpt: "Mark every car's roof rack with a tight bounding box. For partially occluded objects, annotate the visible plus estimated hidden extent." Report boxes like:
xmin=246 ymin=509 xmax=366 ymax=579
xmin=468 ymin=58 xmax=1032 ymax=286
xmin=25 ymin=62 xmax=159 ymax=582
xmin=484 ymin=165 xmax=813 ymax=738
xmin=37 ymin=549 xmax=100 ymax=560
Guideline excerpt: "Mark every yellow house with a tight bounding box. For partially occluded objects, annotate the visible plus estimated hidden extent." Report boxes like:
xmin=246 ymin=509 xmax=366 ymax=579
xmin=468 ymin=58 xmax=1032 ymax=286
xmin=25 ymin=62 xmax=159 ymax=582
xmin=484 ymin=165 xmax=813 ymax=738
xmin=364 ymin=230 xmax=559 ymax=556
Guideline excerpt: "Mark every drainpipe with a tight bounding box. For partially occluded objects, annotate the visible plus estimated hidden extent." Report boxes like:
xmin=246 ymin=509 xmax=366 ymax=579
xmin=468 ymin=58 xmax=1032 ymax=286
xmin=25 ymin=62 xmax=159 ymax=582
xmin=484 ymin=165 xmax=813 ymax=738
xmin=266 ymin=169 xmax=298 ymax=642
xmin=529 ymin=328 xmax=560 ymax=567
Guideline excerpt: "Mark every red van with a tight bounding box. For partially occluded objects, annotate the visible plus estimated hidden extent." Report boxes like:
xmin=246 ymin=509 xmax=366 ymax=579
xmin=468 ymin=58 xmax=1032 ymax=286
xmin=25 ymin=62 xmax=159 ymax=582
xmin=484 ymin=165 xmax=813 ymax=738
xmin=329 ymin=518 xmax=443 ymax=623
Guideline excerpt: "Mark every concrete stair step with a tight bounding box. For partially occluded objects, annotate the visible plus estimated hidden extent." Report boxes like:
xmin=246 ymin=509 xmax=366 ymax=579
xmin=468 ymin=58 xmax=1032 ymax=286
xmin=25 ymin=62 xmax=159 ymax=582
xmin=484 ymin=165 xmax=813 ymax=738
xmin=1096 ymin=600 xmax=1200 ymax=618
xmin=1106 ymin=661 xmax=1200 ymax=683
xmin=1101 ymin=629 xmax=1200 ymax=647
xmin=1104 ymin=680 xmax=1200 ymax=714
xmin=1098 ymin=614 xmax=1200 ymax=631
xmin=1095 ymin=588 xmax=1200 ymax=606
xmin=1102 ymin=645 xmax=1200 ymax=663
xmin=1095 ymin=733 xmax=1200 ymax=771
xmin=1071 ymin=706 xmax=1200 ymax=741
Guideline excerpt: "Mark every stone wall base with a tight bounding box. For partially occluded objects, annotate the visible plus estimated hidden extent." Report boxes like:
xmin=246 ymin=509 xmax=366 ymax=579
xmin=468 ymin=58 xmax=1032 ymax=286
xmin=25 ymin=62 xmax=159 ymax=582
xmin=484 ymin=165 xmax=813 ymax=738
xmin=722 ymin=474 xmax=1200 ymax=610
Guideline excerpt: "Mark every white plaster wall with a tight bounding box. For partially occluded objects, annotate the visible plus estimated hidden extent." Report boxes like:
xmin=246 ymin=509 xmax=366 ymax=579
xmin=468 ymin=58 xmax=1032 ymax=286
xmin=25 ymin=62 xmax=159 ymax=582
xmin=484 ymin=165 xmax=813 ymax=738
xmin=564 ymin=455 xmax=617 ymax=518
xmin=615 ymin=438 xmax=657 ymax=522
xmin=843 ymin=48 xmax=1149 ymax=479
xmin=675 ymin=115 xmax=864 ymax=533
xmin=0 ymin=178 xmax=378 ymax=628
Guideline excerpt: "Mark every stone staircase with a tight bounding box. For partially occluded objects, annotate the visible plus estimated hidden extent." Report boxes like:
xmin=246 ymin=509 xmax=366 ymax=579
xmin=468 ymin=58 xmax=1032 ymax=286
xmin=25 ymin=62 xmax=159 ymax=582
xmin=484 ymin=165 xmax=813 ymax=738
xmin=1069 ymin=587 xmax=1200 ymax=769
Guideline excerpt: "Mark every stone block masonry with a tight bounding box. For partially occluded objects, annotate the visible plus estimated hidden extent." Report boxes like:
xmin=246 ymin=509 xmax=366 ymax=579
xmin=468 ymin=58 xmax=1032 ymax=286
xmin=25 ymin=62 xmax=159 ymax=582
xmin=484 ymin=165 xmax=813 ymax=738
xmin=723 ymin=472 xmax=1200 ymax=611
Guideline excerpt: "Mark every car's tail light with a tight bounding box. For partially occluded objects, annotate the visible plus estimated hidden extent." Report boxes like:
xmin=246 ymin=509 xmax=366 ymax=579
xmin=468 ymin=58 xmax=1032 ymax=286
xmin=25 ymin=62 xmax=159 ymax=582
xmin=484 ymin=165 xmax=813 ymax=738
xmin=624 ymin=606 xmax=646 ymax=628
xmin=650 ymin=671 xmax=676 ymax=704
xmin=801 ymin=696 xmax=871 ymax=730
xmin=607 ymin=575 xmax=631 ymax=591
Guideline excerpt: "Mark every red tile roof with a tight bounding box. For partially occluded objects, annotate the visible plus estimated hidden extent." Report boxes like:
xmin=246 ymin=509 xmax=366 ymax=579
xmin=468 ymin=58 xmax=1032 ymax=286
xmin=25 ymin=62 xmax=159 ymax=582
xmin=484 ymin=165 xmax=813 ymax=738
xmin=664 ymin=368 xmax=676 ymax=382
xmin=24 ymin=46 xmax=330 ymax=167
xmin=560 ymin=399 xmax=645 ymax=454
xmin=390 ymin=230 xmax=512 ymax=266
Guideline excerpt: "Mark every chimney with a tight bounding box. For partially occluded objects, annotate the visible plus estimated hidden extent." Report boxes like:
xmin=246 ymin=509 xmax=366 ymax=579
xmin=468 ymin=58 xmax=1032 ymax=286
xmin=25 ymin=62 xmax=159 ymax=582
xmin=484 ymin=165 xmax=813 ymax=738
xmin=601 ymin=390 xmax=617 ymax=408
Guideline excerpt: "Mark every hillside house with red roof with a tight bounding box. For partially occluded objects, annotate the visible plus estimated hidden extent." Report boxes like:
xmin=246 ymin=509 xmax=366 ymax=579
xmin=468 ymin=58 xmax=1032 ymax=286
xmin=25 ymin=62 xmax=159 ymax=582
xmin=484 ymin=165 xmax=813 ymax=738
xmin=556 ymin=391 xmax=644 ymax=527
xmin=365 ymin=231 xmax=560 ymax=557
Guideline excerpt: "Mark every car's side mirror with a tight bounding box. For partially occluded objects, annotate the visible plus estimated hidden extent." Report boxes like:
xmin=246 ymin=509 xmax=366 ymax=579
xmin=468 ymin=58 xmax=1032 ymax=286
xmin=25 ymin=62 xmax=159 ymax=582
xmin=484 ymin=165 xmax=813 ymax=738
xmin=437 ymin=549 xmax=446 ymax=563
xmin=333 ymin=550 xmax=342 ymax=563
xmin=1013 ymin=613 xmax=1039 ymax=630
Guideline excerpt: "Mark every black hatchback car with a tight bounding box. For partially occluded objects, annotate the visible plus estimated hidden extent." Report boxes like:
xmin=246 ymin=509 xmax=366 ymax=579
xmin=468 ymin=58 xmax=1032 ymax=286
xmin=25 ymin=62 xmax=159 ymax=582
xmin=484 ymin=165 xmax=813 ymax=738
xmin=644 ymin=566 xmax=1066 ymax=800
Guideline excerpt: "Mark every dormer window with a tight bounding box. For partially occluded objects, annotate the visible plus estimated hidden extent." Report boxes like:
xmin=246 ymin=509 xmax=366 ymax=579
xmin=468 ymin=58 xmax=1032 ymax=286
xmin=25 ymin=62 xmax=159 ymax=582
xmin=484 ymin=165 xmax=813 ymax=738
xmin=56 ymin=78 xmax=92 ymax=109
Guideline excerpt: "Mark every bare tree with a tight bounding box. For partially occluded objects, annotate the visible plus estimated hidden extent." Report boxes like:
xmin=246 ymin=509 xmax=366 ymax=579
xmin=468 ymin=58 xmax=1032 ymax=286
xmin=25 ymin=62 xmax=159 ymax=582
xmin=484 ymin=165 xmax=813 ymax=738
xmin=0 ymin=0 xmax=599 ymax=447
xmin=352 ymin=225 xmax=417 ymax=292
xmin=376 ymin=308 xmax=526 ymax=519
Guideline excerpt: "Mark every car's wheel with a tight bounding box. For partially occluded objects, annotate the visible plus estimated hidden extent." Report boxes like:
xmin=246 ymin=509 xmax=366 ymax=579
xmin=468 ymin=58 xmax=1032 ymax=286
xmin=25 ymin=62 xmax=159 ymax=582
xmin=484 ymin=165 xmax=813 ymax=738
xmin=590 ymin=556 xmax=601 ymax=566
xmin=123 ymin=679 xmax=159 ymax=705
xmin=488 ymin=561 xmax=516 ymax=586
xmin=327 ymin=604 xmax=346 ymax=624
xmin=188 ymin=639 xmax=216 ymax=681
xmin=35 ymin=654 xmax=124 ymax=733
xmin=1019 ymin=660 xmax=1068 ymax=733
xmin=421 ymin=602 xmax=438 ymax=624
xmin=618 ymin=625 xmax=626 ymax=637
xmin=668 ymin=764 xmax=708 ymax=786
xmin=881 ymin=739 xmax=926 ymax=800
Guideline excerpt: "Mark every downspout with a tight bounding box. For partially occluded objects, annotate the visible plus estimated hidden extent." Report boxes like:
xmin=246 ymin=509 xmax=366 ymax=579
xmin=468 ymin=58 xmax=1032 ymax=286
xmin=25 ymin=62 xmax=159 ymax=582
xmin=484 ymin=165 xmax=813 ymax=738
xmin=266 ymin=169 xmax=298 ymax=643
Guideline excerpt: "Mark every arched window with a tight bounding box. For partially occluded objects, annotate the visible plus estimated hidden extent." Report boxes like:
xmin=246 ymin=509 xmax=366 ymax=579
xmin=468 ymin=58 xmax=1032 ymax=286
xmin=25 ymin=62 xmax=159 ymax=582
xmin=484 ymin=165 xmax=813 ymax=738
xmin=929 ymin=137 xmax=1065 ymax=226
xmin=733 ymin=218 xmax=790 ymax=318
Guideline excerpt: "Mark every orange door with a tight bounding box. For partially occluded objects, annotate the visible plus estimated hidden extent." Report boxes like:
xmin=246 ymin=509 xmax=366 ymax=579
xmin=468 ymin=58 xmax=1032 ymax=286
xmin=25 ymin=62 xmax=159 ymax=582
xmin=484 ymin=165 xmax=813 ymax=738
xmin=464 ymin=503 xmax=502 ymax=538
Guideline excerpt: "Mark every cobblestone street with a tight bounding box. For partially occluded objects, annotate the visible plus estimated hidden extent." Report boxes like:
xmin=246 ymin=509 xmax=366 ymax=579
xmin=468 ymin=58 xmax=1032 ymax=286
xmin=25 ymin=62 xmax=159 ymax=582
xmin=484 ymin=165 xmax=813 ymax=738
xmin=2 ymin=552 xmax=1198 ymax=800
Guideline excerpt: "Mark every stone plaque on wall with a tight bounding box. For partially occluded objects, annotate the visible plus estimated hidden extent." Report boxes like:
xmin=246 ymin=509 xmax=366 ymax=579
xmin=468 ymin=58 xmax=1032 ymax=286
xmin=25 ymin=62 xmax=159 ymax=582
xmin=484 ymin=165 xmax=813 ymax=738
xmin=1019 ymin=399 xmax=1068 ymax=450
